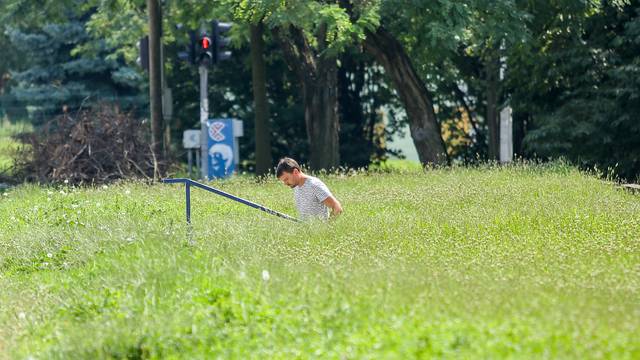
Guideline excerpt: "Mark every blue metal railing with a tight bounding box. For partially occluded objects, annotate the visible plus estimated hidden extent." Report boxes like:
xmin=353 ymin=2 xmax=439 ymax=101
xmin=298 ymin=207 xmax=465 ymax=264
xmin=162 ymin=178 xmax=300 ymax=223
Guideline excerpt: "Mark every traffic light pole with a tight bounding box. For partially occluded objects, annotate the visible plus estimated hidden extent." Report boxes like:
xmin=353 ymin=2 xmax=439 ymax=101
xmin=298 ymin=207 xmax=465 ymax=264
xmin=199 ymin=65 xmax=209 ymax=179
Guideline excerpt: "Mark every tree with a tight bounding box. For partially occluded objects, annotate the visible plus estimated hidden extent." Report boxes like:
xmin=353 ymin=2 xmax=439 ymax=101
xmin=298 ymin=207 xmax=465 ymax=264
xmin=5 ymin=16 xmax=144 ymax=123
xmin=0 ymin=30 xmax=25 ymax=120
xmin=362 ymin=25 xmax=448 ymax=165
xmin=250 ymin=22 xmax=272 ymax=176
xmin=231 ymin=1 xmax=381 ymax=170
xmin=355 ymin=0 xmax=530 ymax=163
xmin=147 ymin=0 xmax=163 ymax=164
xmin=65 ymin=0 xmax=411 ymax=171
xmin=510 ymin=1 xmax=640 ymax=181
xmin=272 ymin=24 xmax=340 ymax=170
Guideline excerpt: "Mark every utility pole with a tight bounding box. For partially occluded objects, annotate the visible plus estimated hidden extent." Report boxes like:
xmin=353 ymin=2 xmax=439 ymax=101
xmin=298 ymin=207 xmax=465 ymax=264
xmin=147 ymin=0 xmax=163 ymax=170
xmin=199 ymin=65 xmax=209 ymax=179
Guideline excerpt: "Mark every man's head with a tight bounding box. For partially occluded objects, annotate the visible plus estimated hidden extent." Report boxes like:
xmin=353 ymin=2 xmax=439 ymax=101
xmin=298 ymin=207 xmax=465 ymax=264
xmin=276 ymin=157 xmax=303 ymax=188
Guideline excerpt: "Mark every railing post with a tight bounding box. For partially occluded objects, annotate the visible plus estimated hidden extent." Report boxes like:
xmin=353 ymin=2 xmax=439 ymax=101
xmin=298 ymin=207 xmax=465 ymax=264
xmin=186 ymin=180 xmax=191 ymax=224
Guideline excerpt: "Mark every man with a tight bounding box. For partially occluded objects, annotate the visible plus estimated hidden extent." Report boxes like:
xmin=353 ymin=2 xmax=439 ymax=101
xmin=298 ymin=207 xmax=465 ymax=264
xmin=276 ymin=157 xmax=343 ymax=221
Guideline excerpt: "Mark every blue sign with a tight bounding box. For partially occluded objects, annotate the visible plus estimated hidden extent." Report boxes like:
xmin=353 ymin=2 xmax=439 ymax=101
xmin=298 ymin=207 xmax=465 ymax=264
xmin=207 ymin=119 xmax=236 ymax=179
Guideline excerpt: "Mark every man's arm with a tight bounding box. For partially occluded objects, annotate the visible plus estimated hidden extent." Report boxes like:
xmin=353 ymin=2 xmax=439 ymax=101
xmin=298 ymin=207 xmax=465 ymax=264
xmin=322 ymin=195 xmax=343 ymax=218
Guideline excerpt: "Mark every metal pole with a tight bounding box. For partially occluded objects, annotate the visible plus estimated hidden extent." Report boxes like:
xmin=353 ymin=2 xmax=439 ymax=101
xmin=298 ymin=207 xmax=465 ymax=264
xmin=196 ymin=150 xmax=200 ymax=174
xmin=186 ymin=181 xmax=191 ymax=224
xmin=199 ymin=65 xmax=209 ymax=179
xmin=162 ymin=178 xmax=300 ymax=223
xmin=187 ymin=149 xmax=193 ymax=178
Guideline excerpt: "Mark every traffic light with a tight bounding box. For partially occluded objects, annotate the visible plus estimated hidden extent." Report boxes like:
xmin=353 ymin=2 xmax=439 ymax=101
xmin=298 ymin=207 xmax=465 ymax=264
xmin=212 ymin=20 xmax=233 ymax=63
xmin=178 ymin=22 xmax=233 ymax=67
xmin=196 ymin=31 xmax=214 ymax=66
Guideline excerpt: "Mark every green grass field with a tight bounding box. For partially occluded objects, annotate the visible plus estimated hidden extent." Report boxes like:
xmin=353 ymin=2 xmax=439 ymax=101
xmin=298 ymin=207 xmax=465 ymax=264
xmin=0 ymin=120 xmax=31 ymax=173
xmin=1 ymin=163 xmax=639 ymax=359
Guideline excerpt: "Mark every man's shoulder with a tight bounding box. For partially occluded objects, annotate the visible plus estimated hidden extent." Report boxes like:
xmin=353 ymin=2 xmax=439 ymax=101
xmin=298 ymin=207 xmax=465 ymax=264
xmin=306 ymin=175 xmax=326 ymax=186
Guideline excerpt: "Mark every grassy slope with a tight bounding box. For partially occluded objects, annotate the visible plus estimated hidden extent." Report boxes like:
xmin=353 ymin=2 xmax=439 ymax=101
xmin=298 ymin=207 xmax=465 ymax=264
xmin=0 ymin=120 xmax=31 ymax=173
xmin=0 ymin=163 xmax=639 ymax=359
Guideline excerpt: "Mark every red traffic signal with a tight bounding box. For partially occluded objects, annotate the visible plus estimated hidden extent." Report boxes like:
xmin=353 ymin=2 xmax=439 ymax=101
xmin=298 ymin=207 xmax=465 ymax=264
xmin=201 ymin=37 xmax=210 ymax=49
xmin=182 ymin=23 xmax=233 ymax=67
xmin=196 ymin=34 xmax=213 ymax=66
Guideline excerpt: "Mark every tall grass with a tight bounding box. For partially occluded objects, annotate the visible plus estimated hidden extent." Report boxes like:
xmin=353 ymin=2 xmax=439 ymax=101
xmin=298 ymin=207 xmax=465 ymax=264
xmin=1 ymin=163 xmax=639 ymax=358
xmin=0 ymin=120 xmax=31 ymax=173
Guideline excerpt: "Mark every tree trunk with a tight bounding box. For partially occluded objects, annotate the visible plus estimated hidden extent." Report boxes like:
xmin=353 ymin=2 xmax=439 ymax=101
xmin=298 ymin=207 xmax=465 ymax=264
xmin=304 ymin=59 xmax=339 ymax=170
xmin=250 ymin=23 xmax=272 ymax=176
xmin=363 ymin=26 xmax=448 ymax=165
xmin=273 ymin=25 xmax=340 ymax=171
xmin=147 ymin=0 xmax=163 ymax=167
xmin=485 ymin=51 xmax=500 ymax=160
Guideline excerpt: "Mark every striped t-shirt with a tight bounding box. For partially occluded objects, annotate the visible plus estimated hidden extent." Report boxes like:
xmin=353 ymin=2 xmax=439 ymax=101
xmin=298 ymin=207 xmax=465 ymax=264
xmin=293 ymin=176 xmax=333 ymax=220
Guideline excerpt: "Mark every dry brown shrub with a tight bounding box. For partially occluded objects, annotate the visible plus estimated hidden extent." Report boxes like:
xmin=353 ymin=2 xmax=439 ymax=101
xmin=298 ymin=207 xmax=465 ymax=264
xmin=14 ymin=104 xmax=168 ymax=184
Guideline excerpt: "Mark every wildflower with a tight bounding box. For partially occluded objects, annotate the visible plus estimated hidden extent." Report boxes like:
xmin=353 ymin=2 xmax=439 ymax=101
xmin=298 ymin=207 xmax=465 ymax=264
xmin=47 ymin=253 xmax=53 ymax=258
xmin=18 ymin=312 xmax=26 ymax=320
xmin=262 ymin=270 xmax=270 ymax=281
xmin=64 ymin=179 xmax=69 ymax=184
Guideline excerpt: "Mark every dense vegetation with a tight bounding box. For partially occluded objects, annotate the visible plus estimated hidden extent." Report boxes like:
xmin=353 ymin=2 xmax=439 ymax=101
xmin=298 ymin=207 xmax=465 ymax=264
xmin=1 ymin=1 xmax=639 ymax=179
xmin=1 ymin=164 xmax=638 ymax=358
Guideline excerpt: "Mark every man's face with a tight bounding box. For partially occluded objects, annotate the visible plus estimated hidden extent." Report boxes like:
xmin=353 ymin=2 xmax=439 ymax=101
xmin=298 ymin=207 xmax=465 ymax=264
xmin=278 ymin=169 xmax=299 ymax=188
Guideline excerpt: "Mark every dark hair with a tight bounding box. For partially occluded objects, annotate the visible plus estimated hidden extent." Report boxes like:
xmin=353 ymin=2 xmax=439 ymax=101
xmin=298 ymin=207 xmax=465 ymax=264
xmin=276 ymin=157 xmax=301 ymax=177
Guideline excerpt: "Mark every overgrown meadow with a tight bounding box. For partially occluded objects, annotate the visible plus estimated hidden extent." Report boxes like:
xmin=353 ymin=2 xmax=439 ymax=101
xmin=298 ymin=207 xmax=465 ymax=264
xmin=1 ymin=163 xmax=639 ymax=359
xmin=0 ymin=120 xmax=30 ymax=173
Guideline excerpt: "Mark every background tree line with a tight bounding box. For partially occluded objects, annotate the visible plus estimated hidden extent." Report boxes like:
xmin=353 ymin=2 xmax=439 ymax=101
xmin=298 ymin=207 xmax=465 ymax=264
xmin=0 ymin=0 xmax=638 ymax=181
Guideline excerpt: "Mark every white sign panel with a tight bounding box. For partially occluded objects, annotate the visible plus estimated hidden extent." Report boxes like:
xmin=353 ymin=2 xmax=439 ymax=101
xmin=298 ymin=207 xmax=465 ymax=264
xmin=183 ymin=129 xmax=201 ymax=149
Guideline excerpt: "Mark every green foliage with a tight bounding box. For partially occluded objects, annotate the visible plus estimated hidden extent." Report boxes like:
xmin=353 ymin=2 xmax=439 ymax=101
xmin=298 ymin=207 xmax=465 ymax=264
xmin=511 ymin=2 xmax=640 ymax=181
xmin=6 ymin=12 xmax=145 ymax=123
xmin=0 ymin=0 xmax=79 ymax=27
xmin=370 ymin=1 xmax=531 ymax=161
xmin=1 ymin=165 xmax=639 ymax=357
xmin=3 ymin=0 xmax=639 ymax=177
xmin=80 ymin=0 xmax=389 ymax=167
xmin=230 ymin=0 xmax=379 ymax=56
